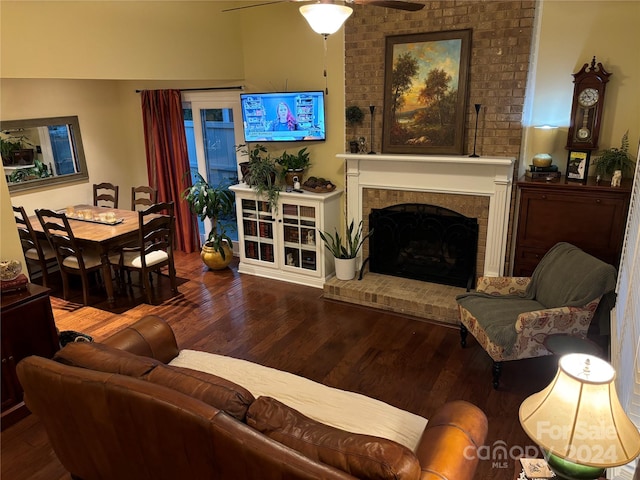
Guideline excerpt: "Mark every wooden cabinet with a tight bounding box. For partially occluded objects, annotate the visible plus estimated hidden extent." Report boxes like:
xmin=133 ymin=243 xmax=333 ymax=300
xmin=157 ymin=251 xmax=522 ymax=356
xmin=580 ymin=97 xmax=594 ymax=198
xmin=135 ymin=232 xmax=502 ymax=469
xmin=513 ymin=177 xmax=632 ymax=277
xmin=230 ymin=184 xmax=342 ymax=288
xmin=1 ymin=284 xmax=59 ymax=430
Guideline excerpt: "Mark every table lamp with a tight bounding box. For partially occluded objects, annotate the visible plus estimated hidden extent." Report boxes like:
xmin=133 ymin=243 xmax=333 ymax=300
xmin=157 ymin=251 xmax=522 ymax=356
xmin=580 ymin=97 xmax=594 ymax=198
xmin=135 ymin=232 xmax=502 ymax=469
xmin=519 ymin=353 xmax=640 ymax=479
xmin=531 ymin=125 xmax=558 ymax=168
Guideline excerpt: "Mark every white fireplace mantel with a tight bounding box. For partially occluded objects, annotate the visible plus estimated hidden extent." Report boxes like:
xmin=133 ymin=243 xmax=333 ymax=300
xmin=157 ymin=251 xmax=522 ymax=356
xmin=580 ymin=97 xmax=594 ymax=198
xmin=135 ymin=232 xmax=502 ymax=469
xmin=337 ymin=153 xmax=515 ymax=277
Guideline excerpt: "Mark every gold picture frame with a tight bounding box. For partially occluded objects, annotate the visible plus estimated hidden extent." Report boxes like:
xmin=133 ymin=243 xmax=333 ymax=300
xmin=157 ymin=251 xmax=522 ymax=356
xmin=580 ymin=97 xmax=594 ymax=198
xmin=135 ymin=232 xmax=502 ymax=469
xmin=382 ymin=29 xmax=472 ymax=155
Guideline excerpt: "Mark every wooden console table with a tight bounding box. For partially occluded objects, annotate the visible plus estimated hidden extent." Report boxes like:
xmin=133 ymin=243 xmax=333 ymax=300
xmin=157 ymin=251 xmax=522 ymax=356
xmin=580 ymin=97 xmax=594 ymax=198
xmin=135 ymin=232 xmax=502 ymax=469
xmin=1 ymin=283 xmax=59 ymax=430
xmin=513 ymin=176 xmax=632 ymax=276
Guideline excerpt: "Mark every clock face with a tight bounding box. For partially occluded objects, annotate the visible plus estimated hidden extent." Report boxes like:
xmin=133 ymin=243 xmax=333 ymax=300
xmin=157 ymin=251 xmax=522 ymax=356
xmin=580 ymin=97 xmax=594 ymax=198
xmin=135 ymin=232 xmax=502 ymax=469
xmin=578 ymin=88 xmax=599 ymax=107
xmin=577 ymin=127 xmax=591 ymax=140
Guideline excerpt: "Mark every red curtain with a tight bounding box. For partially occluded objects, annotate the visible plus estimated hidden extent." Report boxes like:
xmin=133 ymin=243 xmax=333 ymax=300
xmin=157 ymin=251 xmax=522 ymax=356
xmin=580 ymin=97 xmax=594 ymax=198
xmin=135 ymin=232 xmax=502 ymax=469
xmin=141 ymin=89 xmax=198 ymax=253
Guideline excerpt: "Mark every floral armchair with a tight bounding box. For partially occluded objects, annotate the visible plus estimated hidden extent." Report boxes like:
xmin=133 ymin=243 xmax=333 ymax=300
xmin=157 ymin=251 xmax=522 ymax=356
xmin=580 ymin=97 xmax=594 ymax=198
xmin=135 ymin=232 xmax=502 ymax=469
xmin=456 ymin=243 xmax=617 ymax=389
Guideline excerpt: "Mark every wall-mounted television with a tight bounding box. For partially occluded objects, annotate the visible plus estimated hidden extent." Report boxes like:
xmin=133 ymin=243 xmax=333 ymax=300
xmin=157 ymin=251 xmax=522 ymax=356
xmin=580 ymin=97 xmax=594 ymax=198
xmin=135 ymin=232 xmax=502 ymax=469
xmin=240 ymin=91 xmax=326 ymax=143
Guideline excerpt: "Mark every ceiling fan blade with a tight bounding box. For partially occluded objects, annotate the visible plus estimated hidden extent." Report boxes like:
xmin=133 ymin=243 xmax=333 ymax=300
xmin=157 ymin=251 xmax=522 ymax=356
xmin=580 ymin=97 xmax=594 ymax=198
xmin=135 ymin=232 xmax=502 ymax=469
xmin=221 ymin=1 xmax=287 ymax=13
xmin=353 ymin=0 xmax=425 ymax=11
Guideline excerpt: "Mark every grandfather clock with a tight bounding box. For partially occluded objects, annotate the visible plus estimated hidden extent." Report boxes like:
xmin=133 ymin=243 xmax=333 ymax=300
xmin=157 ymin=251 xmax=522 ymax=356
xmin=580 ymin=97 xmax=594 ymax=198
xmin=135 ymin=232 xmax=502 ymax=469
xmin=566 ymin=56 xmax=611 ymax=152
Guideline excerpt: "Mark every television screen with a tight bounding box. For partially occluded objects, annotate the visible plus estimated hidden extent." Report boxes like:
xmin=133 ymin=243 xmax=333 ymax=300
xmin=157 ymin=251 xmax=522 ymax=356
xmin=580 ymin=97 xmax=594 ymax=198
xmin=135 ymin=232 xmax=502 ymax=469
xmin=240 ymin=91 xmax=326 ymax=142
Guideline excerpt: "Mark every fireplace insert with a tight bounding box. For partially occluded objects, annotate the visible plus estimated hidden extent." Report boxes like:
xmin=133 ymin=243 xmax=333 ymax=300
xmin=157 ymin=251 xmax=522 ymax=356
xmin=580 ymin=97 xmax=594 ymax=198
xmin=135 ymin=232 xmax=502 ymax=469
xmin=369 ymin=203 xmax=478 ymax=289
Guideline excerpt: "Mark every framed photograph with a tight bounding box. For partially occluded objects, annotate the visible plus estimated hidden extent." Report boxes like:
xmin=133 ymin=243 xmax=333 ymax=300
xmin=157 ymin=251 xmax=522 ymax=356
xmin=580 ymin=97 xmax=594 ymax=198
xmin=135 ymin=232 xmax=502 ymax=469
xmin=382 ymin=29 xmax=471 ymax=155
xmin=566 ymin=150 xmax=591 ymax=183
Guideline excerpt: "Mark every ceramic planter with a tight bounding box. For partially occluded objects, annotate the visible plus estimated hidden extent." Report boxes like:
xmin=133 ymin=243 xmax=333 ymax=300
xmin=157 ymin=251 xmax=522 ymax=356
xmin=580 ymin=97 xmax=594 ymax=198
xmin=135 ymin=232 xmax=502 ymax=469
xmin=334 ymin=257 xmax=357 ymax=281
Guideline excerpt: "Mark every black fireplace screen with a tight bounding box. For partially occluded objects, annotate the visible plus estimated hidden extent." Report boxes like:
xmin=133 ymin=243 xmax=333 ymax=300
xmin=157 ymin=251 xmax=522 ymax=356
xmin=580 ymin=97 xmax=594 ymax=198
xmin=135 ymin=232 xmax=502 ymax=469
xmin=368 ymin=203 xmax=478 ymax=288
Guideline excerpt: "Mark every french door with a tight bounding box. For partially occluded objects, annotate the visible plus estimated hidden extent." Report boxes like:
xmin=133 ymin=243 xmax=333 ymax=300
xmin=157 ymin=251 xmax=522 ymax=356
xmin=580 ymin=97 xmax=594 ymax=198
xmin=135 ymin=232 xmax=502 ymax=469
xmin=182 ymin=91 xmax=245 ymax=250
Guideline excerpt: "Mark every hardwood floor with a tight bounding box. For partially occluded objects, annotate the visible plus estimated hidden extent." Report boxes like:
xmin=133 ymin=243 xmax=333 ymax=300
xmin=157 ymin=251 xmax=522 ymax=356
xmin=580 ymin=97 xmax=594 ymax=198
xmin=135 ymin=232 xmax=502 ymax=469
xmin=1 ymin=251 xmax=559 ymax=480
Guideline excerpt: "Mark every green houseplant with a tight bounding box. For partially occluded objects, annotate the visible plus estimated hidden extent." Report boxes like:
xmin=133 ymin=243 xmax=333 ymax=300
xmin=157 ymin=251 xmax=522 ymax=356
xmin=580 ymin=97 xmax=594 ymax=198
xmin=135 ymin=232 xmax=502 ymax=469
xmin=275 ymin=147 xmax=311 ymax=186
xmin=593 ymin=131 xmax=636 ymax=180
xmin=346 ymin=106 xmax=365 ymax=153
xmin=237 ymin=143 xmax=280 ymax=212
xmin=8 ymin=159 xmax=51 ymax=183
xmin=319 ymin=219 xmax=373 ymax=281
xmin=182 ymin=173 xmax=235 ymax=269
xmin=0 ymin=133 xmax=37 ymax=166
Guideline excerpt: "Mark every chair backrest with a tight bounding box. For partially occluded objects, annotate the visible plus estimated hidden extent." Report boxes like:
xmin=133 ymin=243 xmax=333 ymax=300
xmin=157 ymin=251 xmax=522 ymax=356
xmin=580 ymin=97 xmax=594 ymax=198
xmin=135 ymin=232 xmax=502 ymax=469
xmin=131 ymin=185 xmax=158 ymax=211
xmin=13 ymin=205 xmax=45 ymax=261
xmin=93 ymin=182 xmax=119 ymax=208
xmin=530 ymin=242 xmax=617 ymax=308
xmin=35 ymin=209 xmax=87 ymax=271
xmin=136 ymin=202 xmax=175 ymax=267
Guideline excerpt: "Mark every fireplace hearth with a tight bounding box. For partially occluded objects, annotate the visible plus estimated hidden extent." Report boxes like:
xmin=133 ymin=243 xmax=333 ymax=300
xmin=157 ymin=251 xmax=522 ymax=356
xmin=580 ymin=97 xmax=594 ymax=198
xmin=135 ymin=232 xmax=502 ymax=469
xmin=325 ymin=153 xmax=514 ymax=325
xmin=369 ymin=203 xmax=478 ymax=289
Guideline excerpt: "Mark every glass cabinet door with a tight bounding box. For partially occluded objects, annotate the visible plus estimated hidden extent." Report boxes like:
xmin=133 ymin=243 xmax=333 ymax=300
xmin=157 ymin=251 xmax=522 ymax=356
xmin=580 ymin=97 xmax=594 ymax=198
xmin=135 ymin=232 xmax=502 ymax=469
xmin=281 ymin=203 xmax=317 ymax=271
xmin=241 ymin=198 xmax=275 ymax=264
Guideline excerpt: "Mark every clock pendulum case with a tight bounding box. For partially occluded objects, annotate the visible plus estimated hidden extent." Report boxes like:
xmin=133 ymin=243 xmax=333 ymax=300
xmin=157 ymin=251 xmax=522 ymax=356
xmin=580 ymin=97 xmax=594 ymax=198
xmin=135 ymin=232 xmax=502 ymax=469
xmin=565 ymin=57 xmax=611 ymax=182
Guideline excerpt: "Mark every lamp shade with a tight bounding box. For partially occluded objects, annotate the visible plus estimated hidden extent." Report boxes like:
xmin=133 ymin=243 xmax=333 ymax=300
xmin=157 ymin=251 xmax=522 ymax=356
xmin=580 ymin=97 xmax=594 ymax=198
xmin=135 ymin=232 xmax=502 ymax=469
xmin=299 ymin=4 xmax=353 ymax=35
xmin=519 ymin=354 xmax=640 ymax=468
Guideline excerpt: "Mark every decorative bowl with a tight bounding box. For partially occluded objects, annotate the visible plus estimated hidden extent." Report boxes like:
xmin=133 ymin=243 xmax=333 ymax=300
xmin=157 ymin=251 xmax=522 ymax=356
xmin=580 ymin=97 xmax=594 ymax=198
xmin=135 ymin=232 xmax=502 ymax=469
xmin=0 ymin=260 xmax=23 ymax=281
xmin=532 ymin=154 xmax=552 ymax=168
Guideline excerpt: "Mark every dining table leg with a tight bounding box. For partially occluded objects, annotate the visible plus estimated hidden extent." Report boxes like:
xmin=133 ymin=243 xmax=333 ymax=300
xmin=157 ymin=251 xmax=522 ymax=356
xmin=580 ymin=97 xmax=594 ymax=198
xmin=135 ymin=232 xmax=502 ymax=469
xmin=100 ymin=250 xmax=116 ymax=304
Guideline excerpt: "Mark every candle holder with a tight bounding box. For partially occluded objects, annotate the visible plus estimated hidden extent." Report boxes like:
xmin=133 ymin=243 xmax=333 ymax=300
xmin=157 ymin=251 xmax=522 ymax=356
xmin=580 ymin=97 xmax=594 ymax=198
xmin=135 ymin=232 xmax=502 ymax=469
xmin=368 ymin=105 xmax=376 ymax=154
xmin=469 ymin=103 xmax=481 ymax=158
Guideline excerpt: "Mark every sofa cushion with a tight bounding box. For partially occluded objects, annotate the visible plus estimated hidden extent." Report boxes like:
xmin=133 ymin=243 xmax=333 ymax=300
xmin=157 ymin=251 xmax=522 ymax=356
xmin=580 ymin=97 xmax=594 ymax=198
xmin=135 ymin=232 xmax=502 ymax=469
xmin=169 ymin=350 xmax=428 ymax=452
xmin=54 ymin=341 xmax=160 ymax=377
xmin=54 ymin=342 xmax=255 ymax=421
xmin=247 ymin=396 xmax=421 ymax=480
xmin=143 ymin=364 xmax=255 ymax=421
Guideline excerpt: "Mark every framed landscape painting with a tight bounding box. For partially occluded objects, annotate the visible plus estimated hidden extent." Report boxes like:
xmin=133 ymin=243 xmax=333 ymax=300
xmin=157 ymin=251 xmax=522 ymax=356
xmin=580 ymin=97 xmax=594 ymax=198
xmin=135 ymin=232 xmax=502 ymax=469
xmin=382 ymin=29 xmax=471 ymax=155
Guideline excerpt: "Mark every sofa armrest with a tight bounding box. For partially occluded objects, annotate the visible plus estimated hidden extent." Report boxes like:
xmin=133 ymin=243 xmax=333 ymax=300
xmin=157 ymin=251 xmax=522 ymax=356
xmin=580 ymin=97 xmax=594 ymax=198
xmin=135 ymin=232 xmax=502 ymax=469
xmin=102 ymin=315 xmax=179 ymax=364
xmin=476 ymin=276 xmax=530 ymax=296
xmin=414 ymin=400 xmax=488 ymax=480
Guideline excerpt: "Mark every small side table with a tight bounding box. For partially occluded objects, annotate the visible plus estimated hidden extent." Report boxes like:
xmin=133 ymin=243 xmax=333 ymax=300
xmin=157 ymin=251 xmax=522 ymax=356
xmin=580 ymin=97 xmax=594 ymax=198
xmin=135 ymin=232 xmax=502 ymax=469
xmin=544 ymin=334 xmax=603 ymax=358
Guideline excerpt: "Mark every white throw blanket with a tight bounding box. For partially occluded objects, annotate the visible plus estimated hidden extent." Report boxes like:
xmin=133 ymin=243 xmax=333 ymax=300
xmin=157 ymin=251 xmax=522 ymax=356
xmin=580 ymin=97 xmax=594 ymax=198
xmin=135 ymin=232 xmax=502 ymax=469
xmin=170 ymin=350 xmax=428 ymax=452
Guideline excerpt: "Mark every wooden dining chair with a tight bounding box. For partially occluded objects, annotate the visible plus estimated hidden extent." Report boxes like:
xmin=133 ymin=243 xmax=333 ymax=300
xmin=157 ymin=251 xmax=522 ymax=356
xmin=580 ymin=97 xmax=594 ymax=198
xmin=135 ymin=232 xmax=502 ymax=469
xmin=13 ymin=206 xmax=58 ymax=287
xmin=93 ymin=182 xmax=119 ymax=208
xmin=131 ymin=185 xmax=158 ymax=211
xmin=109 ymin=202 xmax=177 ymax=304
xmin=35 ymin=209 xmax=104 ymax=306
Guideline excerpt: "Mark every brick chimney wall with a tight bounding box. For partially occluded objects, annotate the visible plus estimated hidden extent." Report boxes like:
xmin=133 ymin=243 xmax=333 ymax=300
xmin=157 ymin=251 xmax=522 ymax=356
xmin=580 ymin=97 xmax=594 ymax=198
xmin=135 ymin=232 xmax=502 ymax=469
xmin=344 ymin=1 xmax=535 ymax=273
xmin=344 ymin=0 xmax=535 ymax=160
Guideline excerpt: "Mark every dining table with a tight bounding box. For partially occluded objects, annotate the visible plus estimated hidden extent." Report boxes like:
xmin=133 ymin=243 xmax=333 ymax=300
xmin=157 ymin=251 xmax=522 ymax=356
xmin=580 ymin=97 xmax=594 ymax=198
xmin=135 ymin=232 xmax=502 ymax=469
xmin=30 ymin=204 xmax=146 ymax=304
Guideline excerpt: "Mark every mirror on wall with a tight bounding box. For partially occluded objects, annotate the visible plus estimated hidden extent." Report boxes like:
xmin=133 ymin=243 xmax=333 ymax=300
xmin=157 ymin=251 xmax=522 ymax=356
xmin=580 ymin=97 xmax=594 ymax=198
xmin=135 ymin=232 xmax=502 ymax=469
xmin=1 ymin=116 xmax=89 ymax=193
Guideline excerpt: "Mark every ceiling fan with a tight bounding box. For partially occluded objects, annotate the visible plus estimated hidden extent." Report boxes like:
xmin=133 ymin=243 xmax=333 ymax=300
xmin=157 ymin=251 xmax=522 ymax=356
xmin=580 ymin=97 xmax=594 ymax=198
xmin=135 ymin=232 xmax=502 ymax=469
xmin=223 ymin=0 xmax=424 ymax=93
xmin=222 ymin=1 xmax=425 ymax=14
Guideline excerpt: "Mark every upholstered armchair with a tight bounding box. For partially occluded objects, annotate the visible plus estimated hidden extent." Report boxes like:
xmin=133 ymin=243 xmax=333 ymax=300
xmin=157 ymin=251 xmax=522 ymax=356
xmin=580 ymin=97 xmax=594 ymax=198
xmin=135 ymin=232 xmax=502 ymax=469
xmin=456 ymin=243 xmax=617 ymax=389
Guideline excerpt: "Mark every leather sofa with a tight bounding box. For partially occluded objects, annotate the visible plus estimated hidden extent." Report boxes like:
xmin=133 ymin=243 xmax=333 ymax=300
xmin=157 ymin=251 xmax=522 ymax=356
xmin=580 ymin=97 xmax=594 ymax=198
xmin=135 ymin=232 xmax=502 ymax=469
xmin=17 ymin=315 xmax=488 ymax=480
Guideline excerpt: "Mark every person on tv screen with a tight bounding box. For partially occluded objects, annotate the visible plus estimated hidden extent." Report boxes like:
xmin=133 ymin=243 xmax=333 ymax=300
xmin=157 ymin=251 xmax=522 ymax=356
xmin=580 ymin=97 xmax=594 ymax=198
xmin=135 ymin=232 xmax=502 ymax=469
xmin=271 ymin=102 xmax=297 ymax=131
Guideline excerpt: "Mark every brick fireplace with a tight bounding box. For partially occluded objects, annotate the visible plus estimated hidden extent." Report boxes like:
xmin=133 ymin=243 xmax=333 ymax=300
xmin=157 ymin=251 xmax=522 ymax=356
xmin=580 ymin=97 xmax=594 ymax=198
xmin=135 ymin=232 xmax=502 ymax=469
xmin=323 ymin=153 xmax=514 ymax=325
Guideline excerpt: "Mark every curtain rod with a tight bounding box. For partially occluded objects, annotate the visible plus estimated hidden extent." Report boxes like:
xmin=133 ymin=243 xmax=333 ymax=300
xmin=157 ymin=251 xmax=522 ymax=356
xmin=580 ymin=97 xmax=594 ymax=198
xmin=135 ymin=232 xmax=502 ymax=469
xmin=135 ymin=86 xmax=244 ymax=93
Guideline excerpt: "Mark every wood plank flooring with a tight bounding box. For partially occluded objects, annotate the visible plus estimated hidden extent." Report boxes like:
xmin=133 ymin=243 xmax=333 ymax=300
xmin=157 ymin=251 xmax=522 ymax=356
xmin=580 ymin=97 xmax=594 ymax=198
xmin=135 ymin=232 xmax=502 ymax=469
xmin=1 ymin=251 xmax=559 ymax=480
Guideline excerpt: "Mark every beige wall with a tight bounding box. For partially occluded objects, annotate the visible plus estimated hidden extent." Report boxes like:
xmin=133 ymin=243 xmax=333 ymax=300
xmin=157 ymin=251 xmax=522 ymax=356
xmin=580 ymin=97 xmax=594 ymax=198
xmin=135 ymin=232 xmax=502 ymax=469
xmin=1 ymin=0 xmax=638 ymax=252
xmin=239 ymin=3 xmax=346 ymax=188
xmin=0 ymin=174 xmax=27 ymax=277
xmin=524 ymin=0 xmax=640 ymax=176
xmin=0 ymin=1 xmax=245 ymax=80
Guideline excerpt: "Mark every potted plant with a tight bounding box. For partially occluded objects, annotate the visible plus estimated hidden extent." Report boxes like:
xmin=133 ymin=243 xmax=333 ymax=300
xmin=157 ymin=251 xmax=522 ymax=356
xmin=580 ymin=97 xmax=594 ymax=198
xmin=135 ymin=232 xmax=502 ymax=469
xmin=275 ymin=147 xmax=311 ymax=186
xmin=319 ymin=219 xmax=373 ymax=281
xmin=182 ymin=173 xmax=235 ymax=270
xmin=237 ymin=143 xmax=281 ymax=212
xmin=8 ymin=159 xmax=51 ymax=183
xmin=346 ymin=106 xmax=364 ymax=154
xmin=0 ymin=133 xmax=36 ymax=166
xmin=592 ymin=131 xmax=636 ymax=181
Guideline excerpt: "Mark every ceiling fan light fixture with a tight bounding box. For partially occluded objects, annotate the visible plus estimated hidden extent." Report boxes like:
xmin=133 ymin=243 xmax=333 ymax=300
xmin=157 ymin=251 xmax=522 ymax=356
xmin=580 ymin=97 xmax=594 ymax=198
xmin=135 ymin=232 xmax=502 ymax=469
xmin=299 ymin=3 xmax=353 ymax=36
